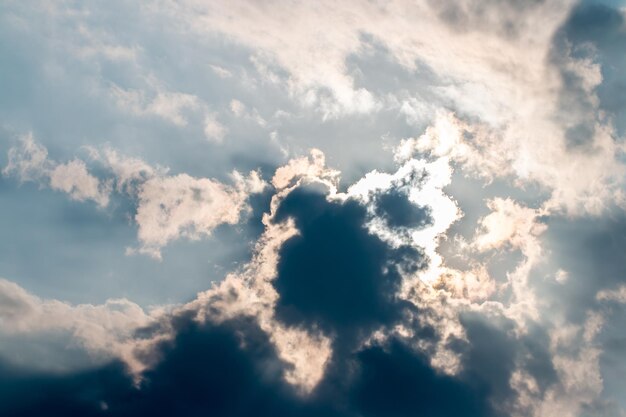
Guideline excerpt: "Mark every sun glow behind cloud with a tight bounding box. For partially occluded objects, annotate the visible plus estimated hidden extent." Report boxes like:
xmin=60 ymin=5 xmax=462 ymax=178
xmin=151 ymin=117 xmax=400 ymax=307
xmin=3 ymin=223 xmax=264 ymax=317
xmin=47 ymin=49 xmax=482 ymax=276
xmin=1 ymin=1 xmax=626 ymax=416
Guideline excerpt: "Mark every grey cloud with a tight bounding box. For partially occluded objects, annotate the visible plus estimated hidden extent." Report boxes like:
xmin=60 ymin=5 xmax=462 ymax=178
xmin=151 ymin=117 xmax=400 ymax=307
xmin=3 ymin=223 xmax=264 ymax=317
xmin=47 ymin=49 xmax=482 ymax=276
xmin=550 ymin=3 xmax=626 ymax=143
xmin=428 ymin=0 xmax=552 ymax=38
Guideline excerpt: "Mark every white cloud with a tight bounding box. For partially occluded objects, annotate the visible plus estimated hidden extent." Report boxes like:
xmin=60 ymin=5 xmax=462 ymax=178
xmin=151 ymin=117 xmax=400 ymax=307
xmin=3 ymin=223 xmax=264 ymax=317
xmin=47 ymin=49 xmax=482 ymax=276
xmin=15 ymin=0 xmax=625 ymax=216
xmin=89 ymin=145 xmax=267 ymax=259
xmin=132 ymin=170 xmax=265 ymax=259
xmin=597 ymin=285 xmax=626 ymax=303
xmin=554 ymin=269 xmax=569 ymax=284
xmin=13 ymin=0 xmax=625 ymax=216
xmin=89 ymin=146 xmax=166 ymax=194
xmin=271 ymin=148 xmax=340 ymax=192
xmin=415 ymin=111 xmax=625 ymax=216
xmin=473 ymin=199 xmax=547 ymax=326
xmin=473 ymin=198 xmax=546 ymax=254
xmin=0 ymin=277 xmax=158 ymax=372
xmin=229 ymin=99 xmax=267 ymax=126
xmin=209 ymin=64 xmax=233 ymax=78
xmin=2 ymin=133 xmax=50 ymax=181
xmin=145 ymin=0 xmax=626 ymax=216
xmin=49 ymin=160 xmax=111 ymax=207
xmin=3 ymin=134 xmax=111 ymax=207
xmin=154 ymin=0 xmax=571 ymax=120
xmin=72 ymin=25 xmax=139 ymax=62
xmin=230 ymin=99 xmax=246 ymax=116
xmin=110 ymin=85 xmax=201 ymax=127
xmin=4 ymin=137 xmax=267 ymax=258
xmin=347 ymin=152 xmax=461 ymax=284
xmin=203 ymin=113 xmax=228 ymax=142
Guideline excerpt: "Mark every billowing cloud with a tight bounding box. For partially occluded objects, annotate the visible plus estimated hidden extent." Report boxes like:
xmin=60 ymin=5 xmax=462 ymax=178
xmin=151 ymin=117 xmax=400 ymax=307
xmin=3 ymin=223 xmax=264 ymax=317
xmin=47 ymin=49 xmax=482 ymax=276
xmin=2 ymin=1 xmax=626 ymax=416
xmin=0 ymin=278 xmax=158 ymax=373
xmin=0 ymin=150 xmax=500 ymax=416
xmin=0 ymin=144 xmax=617 ymax=416
xmin=131 ymin=170 xmax=265 ymax=259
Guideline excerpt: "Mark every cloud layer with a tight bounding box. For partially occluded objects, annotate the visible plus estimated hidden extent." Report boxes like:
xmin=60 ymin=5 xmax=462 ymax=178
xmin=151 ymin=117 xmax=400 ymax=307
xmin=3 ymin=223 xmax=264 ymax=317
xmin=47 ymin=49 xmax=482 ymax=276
xmin=1 ymin=1 xmax=626 ymax=416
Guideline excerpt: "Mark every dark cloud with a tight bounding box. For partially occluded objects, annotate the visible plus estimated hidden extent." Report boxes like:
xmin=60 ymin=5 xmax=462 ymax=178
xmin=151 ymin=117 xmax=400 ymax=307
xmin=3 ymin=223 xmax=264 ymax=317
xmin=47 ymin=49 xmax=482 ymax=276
xmin=457 ymin=314 xmax=558 ymax=409
xmin=565 ymin=3 xmax=626 ymax=136
xmin=0 ymin=316 xmax=498 ymax=417
xmin=348 ymin=340 xmax=490 ymax=417
xmin=0 ymin=358 xmax=130 ymax=417
xmin=428 ymin=0 xmax=547 ymax=38
xmin=375 ymin=189 xmax=433 ymax=229
xmin=0 ymin=316 xmax=311 ymax=417
xmin=0 ymin=183 xmax=508 ymax=417
xmin=551 ymin=3 xmax=626 ymax=144
xmin=113 ymin=316 xmax=310 ymax=417
xmin=542 ymin=212 xmax=626 ymax=320
xmin=272 ymin=185 xmax=422 ymax=334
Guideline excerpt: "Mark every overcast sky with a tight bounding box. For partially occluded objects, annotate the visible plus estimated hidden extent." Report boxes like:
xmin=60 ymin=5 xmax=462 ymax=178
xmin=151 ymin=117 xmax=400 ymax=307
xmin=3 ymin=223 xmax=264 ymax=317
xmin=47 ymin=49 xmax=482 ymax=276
xmin=1 ymin=1 xmax=626 ymax=416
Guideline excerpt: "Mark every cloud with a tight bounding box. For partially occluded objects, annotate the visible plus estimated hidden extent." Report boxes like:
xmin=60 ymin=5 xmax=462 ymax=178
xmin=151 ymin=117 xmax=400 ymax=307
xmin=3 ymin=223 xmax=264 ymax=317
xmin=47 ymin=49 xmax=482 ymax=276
xmin=0 ymin=143 xmax=621 ymax=416
xmin=348 ymin=151 xmax=461 ymax=284
xmin=48 ymin=160 xmax=112 ymax=208
xmin=401 ymin=110 xmax=626 ymax=216
xmin=147 ymin=0 xmax=625 ymax=216
xmin=4 ymin=137 xmax=267 ymax=259
xmin=272 ymin=186 xmax=420 ymax=333
xmin=2 ymin=2 xmax=626 ymax=416
xmin=131 ymin=170 xmax=265 ymax=259
xmin=89 ymin=147 xmax=164 ymax=194
xmin=0 ymin=316 xmax=492 ymax=417
xmin=99 ymin=149 xmax=268 ymax=259
xmin=203 ymin=113 xmax=228 ymax=142
xmin=110 ymin=83 xmax=232 ymax=143
xmin=0 ymin=154 xmax=499 ymax=415
xmin=3 ymin=134 xmax=111 ymax=207
xmin=0 ymin=278 xmax=157 ymax=373
xmin=597 ymin=285 xmax=626 ymax=303
xmin=109 ymin=85 xmax=201 ymax=127
xmin=161 ymin=0 xmax=572 ymax=121
xmin=473 ymin=198 xmax=546 ymax=254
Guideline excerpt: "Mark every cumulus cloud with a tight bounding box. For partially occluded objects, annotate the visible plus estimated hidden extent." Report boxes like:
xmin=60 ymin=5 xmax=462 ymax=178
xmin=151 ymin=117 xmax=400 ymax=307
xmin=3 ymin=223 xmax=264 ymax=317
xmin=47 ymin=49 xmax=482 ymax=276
xmin=131 ymin=170 xmax=265 ymax=259
xmin=99 ymin=149 xmax=267 ymax=259
xmin=4 ymin=137 xmax=267 ymax=259
xmin=7 ymin=0 xmax=622 ymax=215
xmin=0 ymin=278 xmax=157 ymax=373
xmin=161 ymin=0 xmax=570 ymax=121
xmin=0 ymin=142 xmax=621 ymax=416
xmin=0 ymin=148 xmax=498 ymax=415
xmin=2 ymin=1 xmax=626 ymax=416
xmin=400 ymin=111 xmax=626 ymax=216
xmin=3 ymin=134 xmax=111 ymax=207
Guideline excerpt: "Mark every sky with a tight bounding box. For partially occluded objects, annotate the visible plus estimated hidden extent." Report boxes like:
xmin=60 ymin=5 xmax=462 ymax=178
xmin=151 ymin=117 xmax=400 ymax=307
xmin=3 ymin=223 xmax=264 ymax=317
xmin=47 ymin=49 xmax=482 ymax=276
xmin=1 ymin=1 xmax=626 ymax=416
